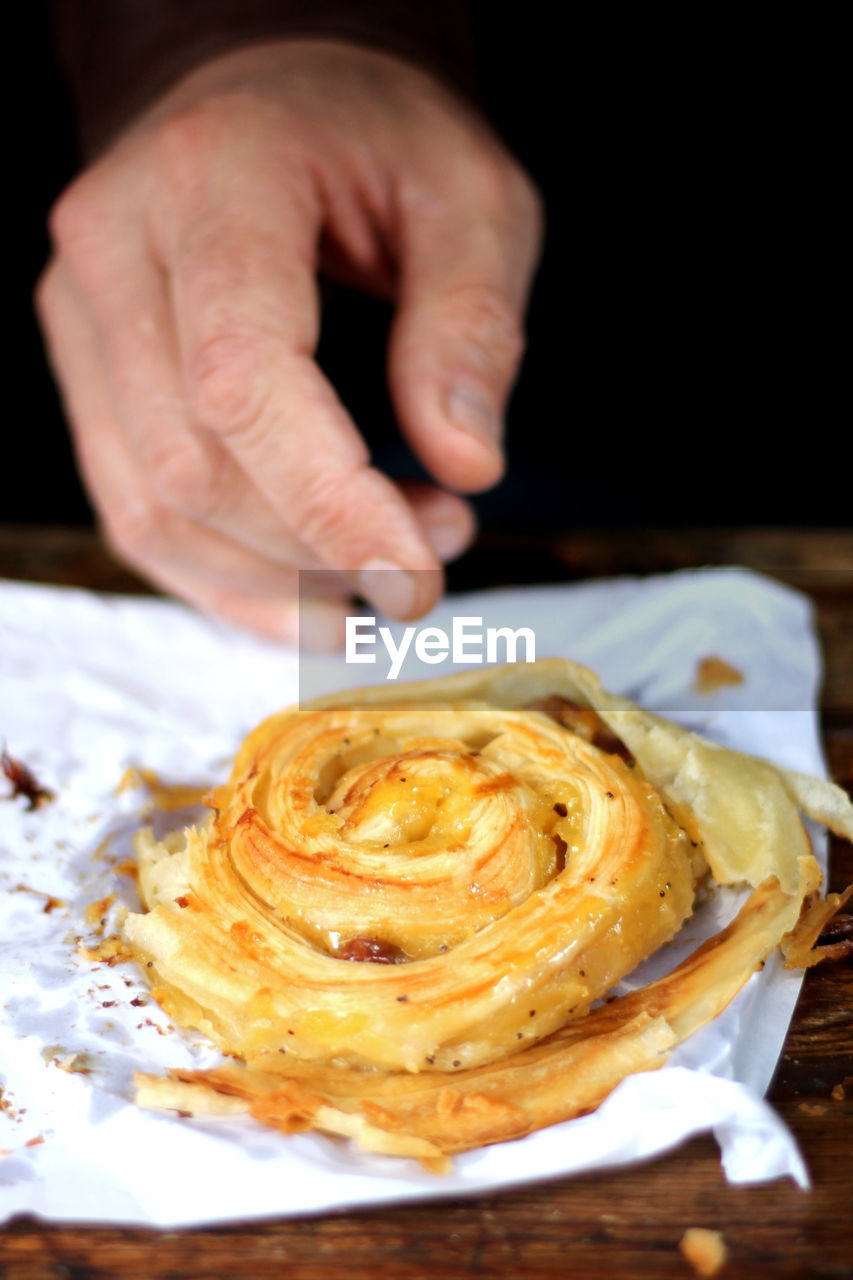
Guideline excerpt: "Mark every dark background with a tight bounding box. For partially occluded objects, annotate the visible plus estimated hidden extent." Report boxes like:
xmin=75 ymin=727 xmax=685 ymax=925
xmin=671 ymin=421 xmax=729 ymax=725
xmin=12 ymin=7 xmax=844 ymax=533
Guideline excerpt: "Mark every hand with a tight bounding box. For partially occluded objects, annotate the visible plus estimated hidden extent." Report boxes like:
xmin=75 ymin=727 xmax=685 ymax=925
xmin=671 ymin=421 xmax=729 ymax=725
xmin=37 ymin=40 xmax=542 ymax=646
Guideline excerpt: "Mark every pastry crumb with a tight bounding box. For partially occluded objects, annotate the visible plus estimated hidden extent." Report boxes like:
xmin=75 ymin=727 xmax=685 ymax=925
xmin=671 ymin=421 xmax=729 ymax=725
xmin=117 ymin=765 xmax=208 ymax=811
xmin=693 ymin=656 xmax=744 ymax=694
xmin=84 ymin=893 xmax=116 ymax=927
xmin=77 ymin=934 xmax=134 ymax=966
xmin=679 ymin=1227 xmax=727 ymax=1276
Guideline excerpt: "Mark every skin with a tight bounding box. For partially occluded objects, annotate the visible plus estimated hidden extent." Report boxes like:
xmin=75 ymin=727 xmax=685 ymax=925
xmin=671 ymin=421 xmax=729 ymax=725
xmin=36 ymin=40 xmax=542 ymax=648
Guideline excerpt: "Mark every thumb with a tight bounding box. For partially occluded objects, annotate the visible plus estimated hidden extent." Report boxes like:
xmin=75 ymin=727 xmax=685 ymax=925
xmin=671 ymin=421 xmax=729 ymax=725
xmin=387 ymin=160 xmax=542 ymax=493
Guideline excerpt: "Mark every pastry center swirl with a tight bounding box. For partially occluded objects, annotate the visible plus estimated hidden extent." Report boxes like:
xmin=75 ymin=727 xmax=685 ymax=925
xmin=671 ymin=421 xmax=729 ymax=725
xmin=216 ymin=706 xmax=663 ymax=965
xmin=229 ymin=714 xmax=589 ymax=960
xmin=134 ymin=696 xmax=697 ymax=1073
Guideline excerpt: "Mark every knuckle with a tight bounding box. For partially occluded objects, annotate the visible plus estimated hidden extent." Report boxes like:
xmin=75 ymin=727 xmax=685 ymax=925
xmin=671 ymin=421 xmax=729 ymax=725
xmin=467 ymin=148 xmax=544 ymax=256
xmin=152 ymin=102 xmax=222 ymax=180
xmin=32 ymin=261 xmax=59 ymax=326
xmin=473 ymin=145 xmax=527 ymax=198
xmin=47 ymin=172 xmax=103 ymax=258
xmin=449 ymin=287 xmax=525 ymax=367
xmin=146 ymin=436 xmax=223 ymax=521
xmin=187 ymin=332 xmax=270 ymax=439
xmin=292 ymin=467 xmax=367 ymax=559
xmin=500 ymin=150 xmax=541 ymax=204
xmin=152 ymin=93 xmax=260 ymax=195
xmin=101 ymin=498 xmax=164 ymax=566
xmin=150 ymin=100 xmax=242 ymax=221
xmin=510 ymin=166 xmax=545 ymax=243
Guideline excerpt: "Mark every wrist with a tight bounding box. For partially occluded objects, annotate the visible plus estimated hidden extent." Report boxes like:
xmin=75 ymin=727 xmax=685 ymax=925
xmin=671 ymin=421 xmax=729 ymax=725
xmin=49 ymin=0 xmax=476 ymax=158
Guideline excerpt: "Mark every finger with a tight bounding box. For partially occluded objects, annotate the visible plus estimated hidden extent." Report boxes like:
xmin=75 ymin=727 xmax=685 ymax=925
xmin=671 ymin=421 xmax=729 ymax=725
xmin=145 ymin=562 xmax=351 ymax=651
xmin=399 ymin=482 xmax=477 ymax=563
xmin=36 ymin=262 xmax=351 ymax=648
xmin=50 ymin=185 xmax=338 ymax=575
xmin=387 ymin=150 xmax=543 ymax=494
xmin=166 ymin=184 xmax=446 ymax=621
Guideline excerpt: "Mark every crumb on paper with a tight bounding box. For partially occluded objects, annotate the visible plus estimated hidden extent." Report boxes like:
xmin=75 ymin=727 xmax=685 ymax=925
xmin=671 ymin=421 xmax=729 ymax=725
xmin=42 ymin=1047 xmax=95 ymax=1075
xmin=116 ymin=766 xmax=142 ymax=795
xmin=91 ymin=833 xmax=117 ymax=863
xmin=1 ymin=749 xmax=55 ymax=810
xmin=12 ymin=883 xmax=66 ymax=914
xmin=113 ymin=857 xmax=139 ymax=881
xmin=84 ymin=893 xmax=116 ymax=928
xmin=116 ymin=766 xmax=209 ymax=812
xmin=77 ymin=934 xmax=134 ymax=966
xmin=679 ymin=1227 xmax=727 ymax=1276
xmin=692 ymin=656 xmax=744 ymax=695
xmin=136 ymin=1015 xmax=174 ymax=1036
xmin=0 ymin=1087 xmax=22 ymax=1122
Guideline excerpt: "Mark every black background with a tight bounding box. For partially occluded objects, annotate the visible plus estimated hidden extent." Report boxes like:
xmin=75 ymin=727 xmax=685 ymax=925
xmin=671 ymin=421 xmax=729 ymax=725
xmin=12 ymin=7 xmax=845 ymax=532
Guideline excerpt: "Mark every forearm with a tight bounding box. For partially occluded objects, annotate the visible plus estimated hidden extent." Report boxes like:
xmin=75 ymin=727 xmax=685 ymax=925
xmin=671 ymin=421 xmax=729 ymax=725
xmin=48 ymin=0 xmax=477 ymax=157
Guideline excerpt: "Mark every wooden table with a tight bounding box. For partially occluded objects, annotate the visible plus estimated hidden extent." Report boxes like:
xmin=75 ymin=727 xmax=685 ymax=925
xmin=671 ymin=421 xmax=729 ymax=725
xmin=1 ymin=525 xmax=851 ymax=1280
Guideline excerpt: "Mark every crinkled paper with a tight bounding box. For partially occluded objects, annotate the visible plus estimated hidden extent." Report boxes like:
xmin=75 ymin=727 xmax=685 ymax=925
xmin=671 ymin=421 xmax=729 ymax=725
xmin=0 ymin=569 xmax=825 ymax=1225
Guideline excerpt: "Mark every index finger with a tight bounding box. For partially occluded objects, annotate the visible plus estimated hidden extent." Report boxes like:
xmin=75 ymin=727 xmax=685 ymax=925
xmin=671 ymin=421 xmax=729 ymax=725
xmin=167 ymin=182 xmax=444 ymax=621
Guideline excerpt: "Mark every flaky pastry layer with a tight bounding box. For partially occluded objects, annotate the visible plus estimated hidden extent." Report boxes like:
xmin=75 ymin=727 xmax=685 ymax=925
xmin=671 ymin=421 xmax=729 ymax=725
xmin=124 ymin=659 xmax=853 ymax=1168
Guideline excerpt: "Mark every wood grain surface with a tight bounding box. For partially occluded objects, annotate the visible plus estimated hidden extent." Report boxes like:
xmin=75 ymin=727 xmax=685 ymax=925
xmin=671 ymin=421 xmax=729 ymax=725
xmin=1 ymin=525 xmax=851 ymax=1280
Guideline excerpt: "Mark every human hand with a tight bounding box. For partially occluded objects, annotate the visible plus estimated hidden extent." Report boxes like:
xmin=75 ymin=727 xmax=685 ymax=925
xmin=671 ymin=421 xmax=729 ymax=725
xmin=37 ymin=40 xmax=542 ymax=646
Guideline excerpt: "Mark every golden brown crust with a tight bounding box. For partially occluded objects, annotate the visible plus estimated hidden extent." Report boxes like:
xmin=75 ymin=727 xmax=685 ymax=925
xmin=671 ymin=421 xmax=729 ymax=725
xmin=124 ymin=659 xmax=851 ymax=1165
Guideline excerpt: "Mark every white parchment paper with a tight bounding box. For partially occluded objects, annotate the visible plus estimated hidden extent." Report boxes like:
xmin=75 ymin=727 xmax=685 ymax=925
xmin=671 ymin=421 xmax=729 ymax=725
xmin=0 ymin=568 xmax=825 ymax=1225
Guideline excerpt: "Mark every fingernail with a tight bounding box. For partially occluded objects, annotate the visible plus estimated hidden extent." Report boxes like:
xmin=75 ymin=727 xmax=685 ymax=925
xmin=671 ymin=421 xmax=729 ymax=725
xmin=425 ymin=521 xmax=470 ymax=562
xmin=355 ymin=559 xmax=419 ymax=619
xmin=446 ymin=385 xmax=501 ymax=446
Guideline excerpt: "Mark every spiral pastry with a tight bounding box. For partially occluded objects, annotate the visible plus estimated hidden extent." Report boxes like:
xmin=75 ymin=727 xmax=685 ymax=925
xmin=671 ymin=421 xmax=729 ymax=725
xmin=125 ymin=660 xmax=853 ymax=1166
